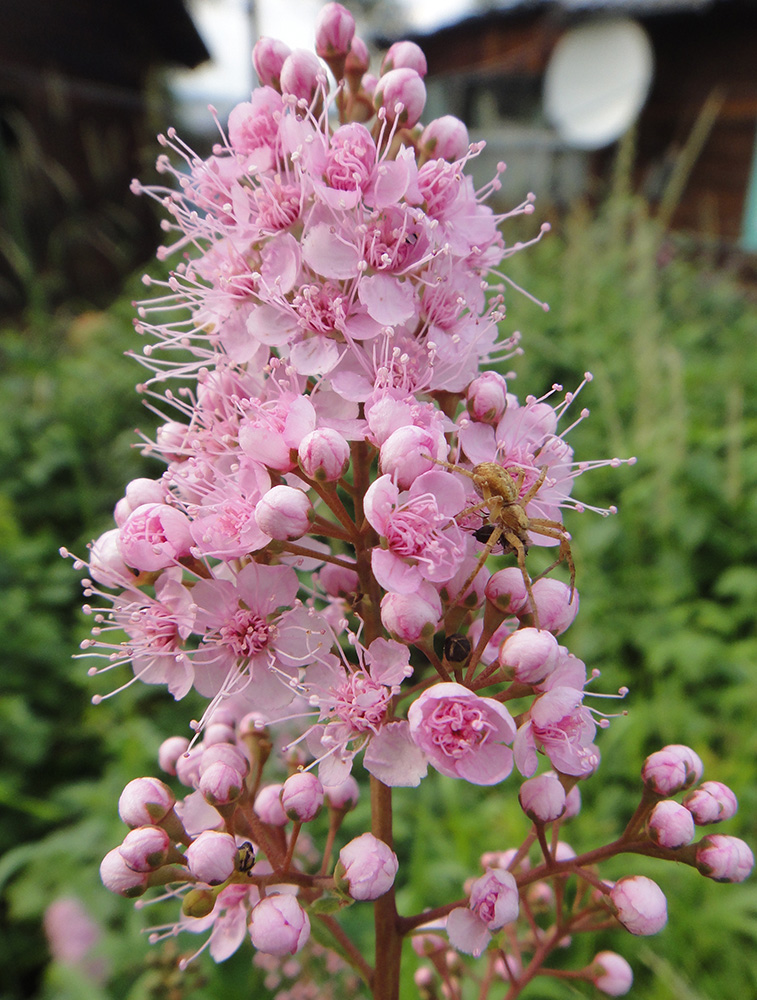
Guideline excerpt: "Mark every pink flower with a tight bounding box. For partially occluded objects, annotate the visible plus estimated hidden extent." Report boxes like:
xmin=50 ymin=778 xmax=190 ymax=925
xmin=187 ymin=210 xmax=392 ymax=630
xmin=117 ymin=503 xmax=193 ymax=572
xmin=337 ymin=833 xmax=398 ymax=900
xmin=514 ymin=686 xmax=599 ymax=778
xmin=364 ymin=471 xmax=466 ymax=593
xmin=447 ymin=868 xmax=519 ymax=956
xmin=609 ymin=876 xmax=668 ymax=935
xmin=407 ymin=682 xmax=516 ymax=784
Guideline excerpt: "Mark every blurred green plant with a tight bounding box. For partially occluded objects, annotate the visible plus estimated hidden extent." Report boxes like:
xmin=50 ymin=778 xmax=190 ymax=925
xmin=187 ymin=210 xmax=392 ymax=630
xmin=2 ymin=171 xmax=756 ymax=999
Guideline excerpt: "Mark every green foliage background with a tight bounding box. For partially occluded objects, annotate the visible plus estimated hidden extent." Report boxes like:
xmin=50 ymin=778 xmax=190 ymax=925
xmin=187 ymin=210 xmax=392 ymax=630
xmin=1 ymin=180 xmax=756 ymax=999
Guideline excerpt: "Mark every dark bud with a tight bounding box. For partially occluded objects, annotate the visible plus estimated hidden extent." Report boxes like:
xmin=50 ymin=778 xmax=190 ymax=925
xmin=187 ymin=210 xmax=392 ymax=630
xmin=444 ymin=633 xmax=472 ymax=664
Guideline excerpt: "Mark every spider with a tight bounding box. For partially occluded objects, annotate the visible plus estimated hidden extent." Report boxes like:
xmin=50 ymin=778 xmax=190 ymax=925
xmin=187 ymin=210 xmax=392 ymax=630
xmin=436 ymin=459 xmax=575 ymax=627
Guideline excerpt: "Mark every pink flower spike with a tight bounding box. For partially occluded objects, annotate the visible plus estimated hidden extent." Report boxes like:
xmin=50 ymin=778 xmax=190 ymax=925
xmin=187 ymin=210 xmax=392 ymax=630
xmin=518 ymin=772 xmax=566 ymax=823
xmin=254 ymin=485 xmax=312 ymax=540
xmin=647 ymin=799 xmax=695 ymax=849
xmin=280 ymin=772 xmax=324 ymax=822
xmin=249 ymin=895 xmax=310 ymax=956
xmin=407 ymin=682 xmax=516 ymax=785
xmin=696 ymin=834 xmax=754 ymax=882
xmin=592 ymin=951 xmax=634 ymax=996
xmin=683 ymin=780 xmax=739 ymax=825
xmin=609 ymin=876 xmax=668 ymax=935
xmin=186 ymin=831 xmax=238 ymax=886
xmin=642 ymin=744 xmax=704 ymax=795
xmin=337 ymin=833 xmax=398 ymax=900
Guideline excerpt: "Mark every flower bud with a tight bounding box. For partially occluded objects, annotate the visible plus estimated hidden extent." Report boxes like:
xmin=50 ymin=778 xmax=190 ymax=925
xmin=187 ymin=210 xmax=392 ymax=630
xmin=592 ymin=951 xmax=633 ymax=996
xmin=696 ymin=834 xmax=754 ymax=882
xmin=100 ymin=848 xmax=149 ymax=897
xmin=374 ymin=68 xmax=427 ymax=129
xmin=380 ymin=587 xmax=441 ymax=643
xmin=280 ymin=48 xmax=325 ymax=104
xmin=336 ymin=832 xmax=398 ymax=900
xmin=298 ymin=428 xmax=350 ymax=482
xmin=499 ymin=627 xmax=560 ymax=685
xmin=254 ymin=485 xmax=312 ymax=540
xmin=466 ymin=372 xmax=508 ymax=424
xmin=158 ymin=735 xmax=190 ymax=776
xmin=381 ymin=40 xmax=428 ymax=78
xmin=175 ymin=745 xmax=204 ymax=788
xmin=118 ymin=503 xmax=194 ymax=572
xmin=530 ymin=578 xmax=579 ymax=635
xmin=325 ymin=774 xmax=360 ymax=811
xmin=253 ymin=37 xmax=291 ymax=90
xmin=345 ymin=35 xmax=370 ymax=92
xmin=315 ymin=2 xmax=355 ymax=76
xmin=119 ymin=825 xmax=171 ymax=872
xmin=249 ymin=894 xmax=310 ymax=956
xmin=319 ymin=561 xmax=359 ymax=599
xmin=420 ymin=115 xmax=470 ymax=162
xmin=518 ymin=773 xmax=566 ymax=823
xmin=199 ymin=742 xmax=249 ymax=777
xmin=254 ymin=784 xmax=289 ymax=826
xmin=379 ymin=425 xmax=444 ymax=489
xmin=564 ymin=783 xmax=582 ymax=819
xmin=641 ymin=744 xmax=703 ymax=796
xmin=88 ymin=528 xmax=134 ymax=586
xmin=114 ymin=477 xmax=167 ymax=526
xmin=485 ymin=567 xmax=530 ymax=615
xmin=683 ymin=780 xmax=739 ymax=825
xmin=280 ymin=772 xmax=324 ymax=822
xmin=647 ymin=799 xmax=695 ymax=849
xmin=469 ymin=868 xmax=519 ymax=929
xmin=198 ymin=761 xmax=245 ymax=805
xmin=182 ymin=888 xmax=217 ymax=918
xmin=186 ymin=830 xmax=238 ymax=885
xmin=609 ymin=876 xmax=667 ymax=935
xmin=118 ymin=777 xmax=176 ymax=828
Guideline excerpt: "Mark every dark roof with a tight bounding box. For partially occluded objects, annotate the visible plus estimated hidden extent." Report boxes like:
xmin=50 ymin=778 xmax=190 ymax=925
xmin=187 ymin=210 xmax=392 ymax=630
xmin=0 ymin=0 xmax=209 ymax=90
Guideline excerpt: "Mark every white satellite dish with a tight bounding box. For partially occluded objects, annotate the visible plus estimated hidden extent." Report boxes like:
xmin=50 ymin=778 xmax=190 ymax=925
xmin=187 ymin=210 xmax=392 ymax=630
xmin=544 ymin=18 xmax=654 ymax=150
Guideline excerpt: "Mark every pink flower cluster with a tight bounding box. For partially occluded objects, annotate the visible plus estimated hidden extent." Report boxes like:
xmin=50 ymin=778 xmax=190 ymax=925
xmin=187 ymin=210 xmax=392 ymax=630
xmin=64 ymin=4 xmax=751 ymax=996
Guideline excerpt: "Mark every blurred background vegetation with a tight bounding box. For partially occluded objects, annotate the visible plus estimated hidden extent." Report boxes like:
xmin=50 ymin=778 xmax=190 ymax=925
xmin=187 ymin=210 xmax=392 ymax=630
xmin=2 ymin=3 xmax=757 ymax=998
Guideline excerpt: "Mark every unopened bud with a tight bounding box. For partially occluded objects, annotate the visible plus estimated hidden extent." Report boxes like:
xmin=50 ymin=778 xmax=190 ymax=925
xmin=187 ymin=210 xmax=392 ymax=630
xmin=254 ymin=485 xmax=312 ymax=540
xmin=591 ymin=951 xmax=633 ymax=996
xmin=609 ymin=876 xmax=667 ymax=935
xmin=374 ymin=68 xmax=426 ymax=129
xmin=642 ymin=745 xmax=703 ymax=796
xmin=336 ymin=832 xmax=398 ymax=900
xmin=298 ymin=428 xmax=350 ymax=481
xmin=381 ymin=40 xmax=428 ymax=78
xmin=696 ymin=834 xmax=754 ymax=883
xmin=518 ymin=773 xmax=566 ymax=823
xmin=186 ymin=830 xmax=238 ymax=886
xmin=280 ymin=771 xmax=324 ymax=822
xmin=119 ymin=825 xmax=171 ymax=872
xmin=647 ymin=799 xmax=695 ymax=848
xmin=118 ymin=777 xmax=176 ymax=828
xmin=249 ymin=894 xmax=310 ymax=955
xmin=684 ymin=780 xmax=738 ymax=825
xmin=253 ymin=37 xmax=292 ymax=90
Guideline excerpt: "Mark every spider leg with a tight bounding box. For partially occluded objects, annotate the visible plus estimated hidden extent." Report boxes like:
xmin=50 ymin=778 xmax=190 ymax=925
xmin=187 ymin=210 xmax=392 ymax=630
xmin=520 ymin=466 xmax=548 ymax=506
xmin=528 ymin=519 xmax=576 ymax=600
xmin=451 ymin=523 xmax=506 ymax=608
xmin=501 ymin=528 xmax=541 ymax=629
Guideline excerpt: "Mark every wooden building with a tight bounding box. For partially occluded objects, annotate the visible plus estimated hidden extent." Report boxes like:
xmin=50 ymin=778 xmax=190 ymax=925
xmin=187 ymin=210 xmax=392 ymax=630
xmin=0 ymin=0 xmax=209 ymax=312
xmin=408 ymin=0 xmax=757 ymax=248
